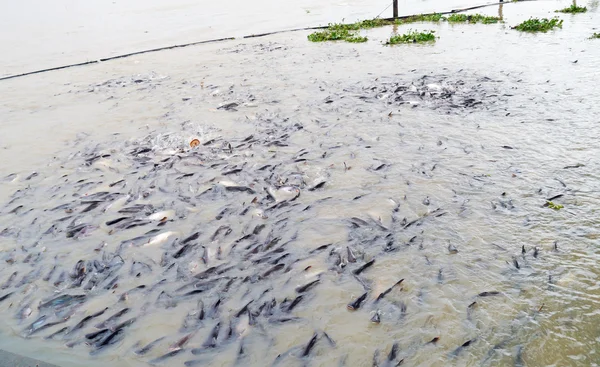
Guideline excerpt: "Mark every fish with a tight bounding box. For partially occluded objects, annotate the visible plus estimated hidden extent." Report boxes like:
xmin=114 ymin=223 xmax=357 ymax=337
xmin=262 ymin=264 xmax=284 ymax=278
xmin=353 ymin=259 xmax=375 ymax=275
xmin=296 ymin=279 xmax=320 ymax=293
xmin=448 ymin=244 xmax=459 ymax=254
xmin=477 ymin=291 xmax=500 ymax=297
xmin=144 ymin=231 xmax=179 ymax=247
xmin=286 ymin=295 xmax=303 ymax=312
xmin=302 ymin=332 xmax=319 ymax=357
xmin=467 ymin=301 xmax=477 ymax=320
xmin=1 ymin=271 xmax=17 ymax=289
xmin=0 ymin=292 xmax=14 ymax=303
xmin=191 ymin=322 xmax=221 ymax=353
xmin=135 ymin=336 xmax=166 ymax=355
xmin=91 ymin=328 xmax=125 ymax=353
xmin=44 ymin=326 xmax=68 ymax=340
xmin=387 ymin=342 xmax=399 ymax=362
xmin=371 ymin=310 xmax=381 ymax=324
xmin=39 ymin=294 xmax=86 ymax=310
xmin=149 ymin=349 xmax=186 ymax=364
xmin=347 ymin=247 xmax=357 ymax=263
xmin=375 ymin=279 xmax=404 ymax=302
xmin=169 ymin=332 xmax=195 ymax=351
xmin=95 ymin=308 xmax=130 ymax=329
xmin=451 ymin=339 xmax=474 ymax=356
xmin=67 ymin=307 xmax=108 ymax=334
xmin=347 ymin=292 xmax=368 ymax=310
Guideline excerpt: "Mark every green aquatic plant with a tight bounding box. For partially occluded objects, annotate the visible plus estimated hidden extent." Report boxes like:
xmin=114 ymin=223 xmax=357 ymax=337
xmin=513 ymin=17 xmax=563 ymax=32
xmin=402 ymin=13 xmax=446 ymax=23
xmin=591 ymin=32 xmax=600 ymax=39
xmin=308 ymin=12 xmax=499 ymax=43
xmin=346 ymin=35 xmax=368 ymax=43
xmin=386 ymin=30 xmax=436 ymax=44
xmin=446 ymin=13 xmax=502 ymax=24
xmin=307 ymin=28 xmax=352 ymax=42
xmin=546 ymin=201 xmax=564 ymax=210
xmin=556 ymin=4 xmax=587 ymax=13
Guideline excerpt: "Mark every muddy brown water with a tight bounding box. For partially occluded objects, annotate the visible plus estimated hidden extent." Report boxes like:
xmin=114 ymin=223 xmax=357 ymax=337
xmin=1 ymin=1 xmax=600 ymax=367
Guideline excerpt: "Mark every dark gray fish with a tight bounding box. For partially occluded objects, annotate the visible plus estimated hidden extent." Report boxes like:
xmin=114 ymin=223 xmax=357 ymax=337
xmin=347 ymin=292 xmax=368 ymax=310
xmin=149 ymin=349 xmax=186 ymax=364
xmin=353 ymin=259 xmax=375 ymax=275
xmin=387 ymin=342 xmax=399 ymax=361
xmin=302 ymin=332 xmax=319 ymax=357
xmin=103 ymin=275 xmax=119 ymax=290
xmin=0 ymin=291 xmax=14 ymax=303
xmin=513 ymin=258 xmax=520 ymax=269
xmin=1 ymin=271 xmax=17 ymax=289
xmin=44 ymin=326 xmax=68 ymax=340
xmin=67 ymin=307 xmax=108 ymax=334
xmin=514 ymin=345 xmax=524 ymax=367
xmin=286 ymin=295 xmax=303 ymax=312
xmin=309 ymin=243 xmax=331 ymax=254
xmin=467 ymin=301 xmax=477 ymax=320
xmin=39 ymin=294 xmax=86 ymax=310
xmin=135 ymin=336 xmax=166 ymax=355
xmin=533 ymin=247 xmax=539 ymax=258
xmin=296 ymin=279 xmax=320 ymax=293
xmin=262 ymin=264 xmax=284 ymax=278
xmin=169 ymin=332 xmax=195 ymax=350
xmin=478 ymin=291 xmax=500 ymax=297
xmin=85 ymin=328 xmax=110 ymax=341
xmin=28 ymin=316 xmax=71 ymax=336
xmin=91 ymin=328 xmax=125 ymax=353
xmin=426 ymin=337 xmax=440 ymax=345
xmin=182 ymin=232 xmax=201 ymax=244
xmin=375 ymin=279 xmax=404 ymax=302
xmin=451 ymin=339 xmax=474 ymax=356
xmin=96 ymin=308 xmax=130 ymax=329
xmin=347 ymin=247 xmax=357 ymax=263
xmin=111 ymin=317 xmax=137 ymax=332
xmin=192 ymin=322 xmax=221 ymax=353
xmin=236 ymin=301 xmax=253 ymax=317
xmin=43 ymin=266 xmax=56 ymax=282
xmin=308 ymin=181 xmax=326 ymax=191
xmin=371 ymin=310 xmax=381 ymax=324
xmin=210 ymin=225 xmax=232 ymax=241
xmin=173 ymin=244 xmax=196 ymax=259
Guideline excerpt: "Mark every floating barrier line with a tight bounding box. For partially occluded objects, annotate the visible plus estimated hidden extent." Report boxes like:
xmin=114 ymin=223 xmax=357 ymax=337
xmin=0 ymin=0 xmax=535 ymax=82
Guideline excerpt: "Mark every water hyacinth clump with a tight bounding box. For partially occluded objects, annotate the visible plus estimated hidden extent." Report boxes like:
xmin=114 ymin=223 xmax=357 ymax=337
xmin=446 ymin=14 xmax=502 ymax=24
xmin=386 ymin=30 xmax=436 ymax=44
xmin=591 ymin=33 xmax=600 ymax=39
xmin=513 ymin=17 xmax=564 ymax=32
xmin=555 ymin=4 xmax=587 ymax=13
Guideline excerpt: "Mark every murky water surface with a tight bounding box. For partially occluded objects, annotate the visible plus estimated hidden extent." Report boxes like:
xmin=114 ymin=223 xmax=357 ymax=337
xmin=1 ymin=1 xmax=600 ymax=366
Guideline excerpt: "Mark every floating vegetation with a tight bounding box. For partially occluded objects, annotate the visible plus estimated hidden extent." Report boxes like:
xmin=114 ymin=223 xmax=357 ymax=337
xmin=591 ymin=33 xmax=600 ymax=39
xmin=545 ymin=201 xmax=564 ymax=210
xmin=308 ymin=13 xmax=501 ymax=43
xmin=555 ymin=4 xmax=587 ymax=13
xmin=307 ymin=28 xmax=354 ymax=42
xmin=346 ymin=35 xmax=369 ymax=43
xmin=386 ymin=30 xmax=436 ymax=45
xmin=446 ymin=14 xmax=502 ymax=24
xmin=402 ymin=13 xmax=446 ymax=23
xmin=512 ymin=17 xmax=563 ymax=32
